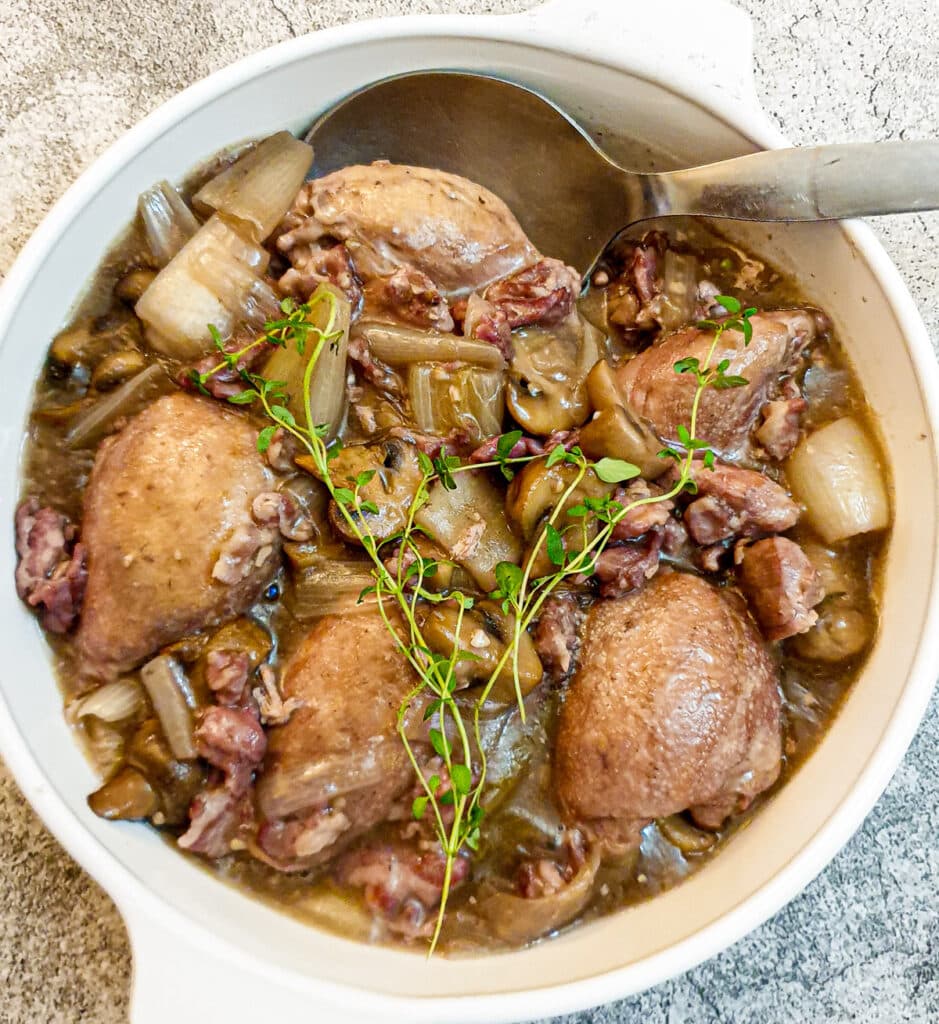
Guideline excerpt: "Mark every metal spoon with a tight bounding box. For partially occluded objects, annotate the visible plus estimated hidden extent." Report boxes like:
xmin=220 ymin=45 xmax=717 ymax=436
xmin=306 ymin=71 xmax=939 ymax=277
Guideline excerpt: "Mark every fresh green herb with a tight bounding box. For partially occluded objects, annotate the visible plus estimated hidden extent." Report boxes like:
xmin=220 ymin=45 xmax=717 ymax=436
xmin=197 ymin=287 xmax=757 ymax=956
xmin=660 ymin=300 xmax=758 ymax=473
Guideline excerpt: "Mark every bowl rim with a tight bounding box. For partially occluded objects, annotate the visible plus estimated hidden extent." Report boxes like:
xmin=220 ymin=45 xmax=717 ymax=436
xmin=1 ymin=11 xmax=938 ymax=1022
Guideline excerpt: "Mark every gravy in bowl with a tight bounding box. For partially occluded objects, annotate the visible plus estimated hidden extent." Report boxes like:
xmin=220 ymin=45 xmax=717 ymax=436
xmin=14 ymin=132 xmax=889 ymax=953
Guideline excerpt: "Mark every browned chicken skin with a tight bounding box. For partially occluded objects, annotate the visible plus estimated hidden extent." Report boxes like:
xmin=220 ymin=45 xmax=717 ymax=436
xmin=276 ymin=162 xmax=539 ymax=299
xmin=77 ymin=393 xmax=278 ymax=677
xmin=555 ymin=572 xmax=782 ymax=852
xmin=616 ymin=310 xmax=823 ymax=454
xmin=255 ymin=612 xmax=420 ymax=869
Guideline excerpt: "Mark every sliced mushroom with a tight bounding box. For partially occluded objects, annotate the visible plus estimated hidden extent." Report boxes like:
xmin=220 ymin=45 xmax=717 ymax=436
xmin=506 ymin=458 xmax=609 ymax=542
xmin=88 ymin=767 xmax=159 ymax=821
xmin=114 ymin=267 xmax=158 ymax=305
xmin=49 ymin=322 xmax=98 ymax=373
xmin=584 ymin=358 xmax=622 ymax=412
xmin=789 ymin=595 xmax=871 ymax=662
xmin=48 ymin=311 xmax=144 ymax=376
xmin=580 ymin=360 xmax=667 ymax=479
xmin=474 ymin=850 xmax=600 ymax=945
xmin=90 ymin=349 xmax=148 ymax=390
xmin=506 ymin=317 xmax=601 ymax=436
xmin=415 ymin=470 xmax=522 ymax=592
xmin=124 ymin=718 xmax=206 ymax=825
xmin=657 ymin=814 xmax=719 ymax=854
xmin=33 ymin=398 xmax=93 ymax=423
xmin=419 ymin=599 xmax=543 ymax=704
xmin=788 ymin=542 xmax=873 ymax=661
xmin=299 ymin=438 xmax=423 ymax=545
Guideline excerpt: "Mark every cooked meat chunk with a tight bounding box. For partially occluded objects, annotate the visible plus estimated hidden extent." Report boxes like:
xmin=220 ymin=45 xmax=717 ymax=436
xmin=593 ymin=534 xmax=663 ymax=599
xmin=362 ymin=265 xmax=454 ymax=332
xmin=337 ymin=843 xmax=471 ymax=939
xmin=555 ymin=572 xmax=782 ymax=851
xmin=464 ymin=258 xmax=580 ymax=357
xmin=755 ymin=396 xmax=807 ymax=460
xmin=484 ymin=258 xmax=579 ymax=326
xmin=606 ymin=233 xmax=663 ymax=332
xmin=254 ymin=612 xmax=419 ymax=870
xmin=77 ymin=394 xmax=278 ymax=676
xmin=275 ymin=163 xmax=538 ymax=299
xmin=183 ymin=331 xmax=271 ymax=401
xmin=15 ymin=498 xmax=86 ymax=634
xmin=738 ymin=537 xmax=824 ymax=641
xmin=609 ymin=479 xmax=674 ymax=541
xmin=533 ymin=594 xmax=583 ymax=678
xmin=251 ymin=491 xmax=313 ymax=542
xmin=277 ymin=242 xmax=362 ymax=308
xmin=679 ymin=461 xmax=800 ymax=545
xmin=178 ymin=788 xmax=254 ymax=858
xmin=257 ymin=808 xmax=353 ymax=868
xmin=194 ymin=705 xmax=267 ymax=796
xmin=205 ymin=650 xmax=251 ymax=706
xmin=616 ymin=310 xmax=822 ymax=454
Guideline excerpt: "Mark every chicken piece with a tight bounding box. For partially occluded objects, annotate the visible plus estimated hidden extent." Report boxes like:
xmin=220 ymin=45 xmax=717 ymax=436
xmin=737 ymin=536 xmax=824 ymax=641
xmin=555 ymin=572 xmax=781 ymax=852
xmin=275 ymin=163 xmax=539 ymax=299
xmin=77 ymin=393 xmax=278 ymax=677
xmin=616 ymin=310 xmax=823 ymax=455
xmin=254 ymin=612 xmax=419 ymax=870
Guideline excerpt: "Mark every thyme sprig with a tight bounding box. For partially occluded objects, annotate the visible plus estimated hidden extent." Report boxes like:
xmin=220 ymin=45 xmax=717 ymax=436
xmin=199 ymin=289 xmax=754 ymax=954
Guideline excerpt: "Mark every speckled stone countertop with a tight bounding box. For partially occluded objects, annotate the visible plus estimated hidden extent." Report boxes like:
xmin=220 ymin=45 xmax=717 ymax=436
xmin=1 ymin=1 xmax=937 ymax=1021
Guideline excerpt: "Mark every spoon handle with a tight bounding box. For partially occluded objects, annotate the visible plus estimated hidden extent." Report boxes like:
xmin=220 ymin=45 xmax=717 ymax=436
xmin=651 ymin=140 xmax=939 ymax=222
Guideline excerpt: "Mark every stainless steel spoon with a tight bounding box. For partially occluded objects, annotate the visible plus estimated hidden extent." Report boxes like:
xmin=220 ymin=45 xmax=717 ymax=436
xmin=306 ymin=71 xmax=939 ymax=277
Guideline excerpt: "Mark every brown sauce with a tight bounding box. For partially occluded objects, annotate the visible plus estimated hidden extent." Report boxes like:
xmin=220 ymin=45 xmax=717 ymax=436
xmin=17 ymin=148 xmax=888 ymax=954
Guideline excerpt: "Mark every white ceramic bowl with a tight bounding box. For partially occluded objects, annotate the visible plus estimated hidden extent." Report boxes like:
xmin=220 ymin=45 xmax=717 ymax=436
xmin=2 ymin=2 xmax=938 ymax=1021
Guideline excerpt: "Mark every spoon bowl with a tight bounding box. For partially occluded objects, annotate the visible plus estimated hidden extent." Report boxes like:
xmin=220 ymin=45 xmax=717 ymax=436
xmin=307 ymin=71 xmax=939 ymax=277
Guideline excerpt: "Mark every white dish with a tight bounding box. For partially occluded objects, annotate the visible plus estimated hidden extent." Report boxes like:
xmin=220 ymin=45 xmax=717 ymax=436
xmin=1 ymin=1 xmax=937 ymax=1022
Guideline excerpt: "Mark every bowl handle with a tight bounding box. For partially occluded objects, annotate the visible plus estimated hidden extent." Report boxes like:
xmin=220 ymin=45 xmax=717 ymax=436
xmin=509 ymin=0 xmax=769 ymax=130
xmin=123 ymin=908 xmax=384 ymax=1024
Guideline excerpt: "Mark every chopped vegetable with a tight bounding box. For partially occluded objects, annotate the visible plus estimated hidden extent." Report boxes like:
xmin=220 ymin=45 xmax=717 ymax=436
xmin=139 ymin=655 xmax=198 ymax=761
xmin=290 ymin=559 xmax=377 ymax=621
xmin=654 ymin=250 xmax=699 ymax=331
xmin=787 ymin=417 xmax=890 ymax=542
xmin=415 ymin=470 xmax=522 ymax=591
xmin=137 ymin=181 xmax=200 ymax=267
xmin=66 ymin=363 xmax=172 ymax=449
xmin=135 ymin=214 xmax=271 ymax=359
xmin=408 ymin=363 xmax=505 ymax=440
xmin=263 ymin=284 xmax=350 ymax=441
xmin=193 ymin=132 xmax=314 ymax=243
xmin=357 ymin=322 xmax=506 ymax=369
xmin=71 ymin=678 xmax=144 ymax=723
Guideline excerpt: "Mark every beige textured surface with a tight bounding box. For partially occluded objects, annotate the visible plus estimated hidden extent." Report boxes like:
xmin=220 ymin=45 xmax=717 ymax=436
xmin=1 ymin=1 xmax=937 ymax=1022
